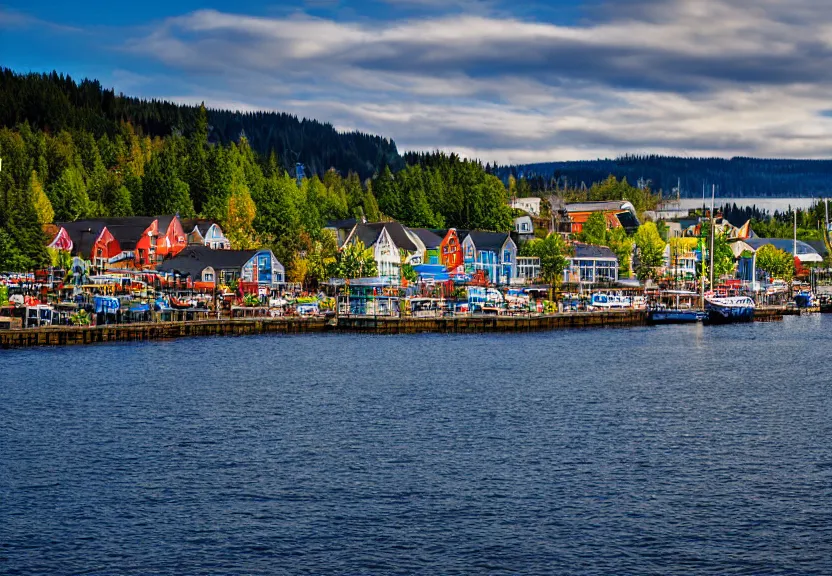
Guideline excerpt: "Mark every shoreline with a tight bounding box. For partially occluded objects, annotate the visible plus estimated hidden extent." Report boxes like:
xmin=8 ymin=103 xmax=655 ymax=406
xmin=0 ymin=307 xmax=796 ymax=349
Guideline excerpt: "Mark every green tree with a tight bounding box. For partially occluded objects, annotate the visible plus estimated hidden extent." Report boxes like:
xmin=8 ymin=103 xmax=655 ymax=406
xmin=224 ymin=177 xmax=257 ymax=249
xmin=142 ymin=146 xmax=194 ymax=217
xmin=51 ymin=167 xmax=91 ymax=221
xmin=185 ymin=103 xmax=211 ymax=213
xmin=756 ymin=244 xmax=794 ymax=283
xmin=337 ymin=240 xmax=378 ymax=278
xmin=306 ymin=230 xmax=339 ymax=286
xmin=578 ymin=212 xmax=608 ymax=245
xmin=28 ymin=171 xmax=54 ymax=225
xmin=633 ymin=222 xmax=666 ymax=281
xmin=0 ymin=227 xmax=28 ymax=271
xmin=607 ymin=226 xmax=634 ymax=277
xmin=522 ymin=233 xmax=571 ymax=299
xmin=701 ymin=223 xmax=737 ymax=280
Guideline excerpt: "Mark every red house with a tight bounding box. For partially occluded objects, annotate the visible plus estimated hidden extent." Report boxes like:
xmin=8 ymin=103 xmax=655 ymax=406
xmin=439 ymin=229 xmax=464 ymax=271
xmin=50 ymin=216 xmax=188 ymax=269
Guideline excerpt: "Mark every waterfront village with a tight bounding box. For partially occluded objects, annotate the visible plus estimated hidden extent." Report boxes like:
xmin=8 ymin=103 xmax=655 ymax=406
xmin=2 ymin=196 xmax=832 ymax=332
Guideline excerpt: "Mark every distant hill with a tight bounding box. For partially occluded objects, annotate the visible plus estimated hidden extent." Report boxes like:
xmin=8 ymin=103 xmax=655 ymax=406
xmin=495 ymin=155 xmax=832 ymax=198
xmin=0 ymin=69 xmax=403 ymax=179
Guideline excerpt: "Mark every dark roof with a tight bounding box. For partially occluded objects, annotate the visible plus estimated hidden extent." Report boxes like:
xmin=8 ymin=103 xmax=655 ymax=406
xmin=92 ymin=216 xmax=156 ymax=228
xmin=410 ymin=228 xmax=443 ymax=249
xmin=352 ymin=224 xmax=383 ymax=248
xmin=156 ymin=245 xmax=258 ymax=278
xmin=106 ymin=223 xmax=151 ymax=251
xmin=181 ymin=218 xmax=218 ymax=237
xmin=572 ymin=243 xmax=617 ymax=260
xmin=616 ymin=211 xmax=641 ymax=231
xmin=437 ymin=229 xmax=467 ymax=243
xmin=351 ymin=222 xmax=418 ymax=252
xmin=325 ymin=218 xmax=358 ymax=231
xmin=466 ymin=231 xmax=510 ymax=252
xmin=58 ymin=220 xmax=107 ymax=258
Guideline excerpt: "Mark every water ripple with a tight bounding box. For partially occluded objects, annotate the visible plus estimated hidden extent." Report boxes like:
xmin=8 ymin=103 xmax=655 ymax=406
xmin=1 ymin=316 xmax=831 ymax=574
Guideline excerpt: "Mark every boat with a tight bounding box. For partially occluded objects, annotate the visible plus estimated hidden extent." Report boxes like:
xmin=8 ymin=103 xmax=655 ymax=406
xmin=169 ymin=296 xmax=194 ymax=310
xmin=704 ymin=296 xmax=756 ymax=323
xmin=647 ymin=308 xmax=707 ymax=325
xmin=590 ymin=293 xmax=631 ymax=310
xmin=794 ymin=291 xmax=815 ymax=309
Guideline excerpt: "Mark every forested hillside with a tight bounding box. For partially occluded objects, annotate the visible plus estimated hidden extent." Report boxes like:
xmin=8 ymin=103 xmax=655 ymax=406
xmin=496 ymin=155 xmax=832 ymax=198
xmin=0 ymin=69 xmax=402 ymax=179
xmin=0 ymin=71 xmax=512 ymax=274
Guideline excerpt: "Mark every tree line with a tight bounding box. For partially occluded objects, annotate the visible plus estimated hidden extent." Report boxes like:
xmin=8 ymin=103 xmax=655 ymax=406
xmin=496 ymin=155 xmax=832 ymax=198
xmin=0 ymin=69 xmax=402 ymax=180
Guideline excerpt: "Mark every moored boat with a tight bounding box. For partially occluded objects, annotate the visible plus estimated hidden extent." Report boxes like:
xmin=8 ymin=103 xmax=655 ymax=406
xmin=794 ymin=291 xmax=815 ymax=309
xmin=705 ymin=296 xmax=756 ymax=323
xmin=647 ymin=309 xmax=707 ymax=325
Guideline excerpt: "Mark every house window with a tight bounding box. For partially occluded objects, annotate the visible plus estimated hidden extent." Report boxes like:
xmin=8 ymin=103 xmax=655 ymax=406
xmin=578 ymin=260 xmax=595 ymax=282
xmin=204 ymin=272 xmax=214 ymax=282
xmin=503 ymin=250 xmax=512 ymax=264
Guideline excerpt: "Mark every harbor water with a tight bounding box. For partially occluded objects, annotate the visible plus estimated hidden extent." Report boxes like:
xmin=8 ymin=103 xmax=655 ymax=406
xmin=2 ymin=315 xmax=831 ymax=574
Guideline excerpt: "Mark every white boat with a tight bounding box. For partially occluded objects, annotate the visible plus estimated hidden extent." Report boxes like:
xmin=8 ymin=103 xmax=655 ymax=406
xmin=590 ymin=293 xmax=631 ymax=309
xmin=705 ymin=296 xmax=756 ymax=323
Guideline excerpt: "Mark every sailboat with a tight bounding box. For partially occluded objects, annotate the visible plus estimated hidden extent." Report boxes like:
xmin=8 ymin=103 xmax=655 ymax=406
xmin=701 ymin=184 xmax=756 ymax=323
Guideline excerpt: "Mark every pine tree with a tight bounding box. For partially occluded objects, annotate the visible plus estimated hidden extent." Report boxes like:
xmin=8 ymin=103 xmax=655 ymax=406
xmin=28 ymin=171 xmax=54 ymax=225
xmin=52 ymin=167 xmax=91 ymax=221
xmin=142 ymin=145 xmax=194 ymax=217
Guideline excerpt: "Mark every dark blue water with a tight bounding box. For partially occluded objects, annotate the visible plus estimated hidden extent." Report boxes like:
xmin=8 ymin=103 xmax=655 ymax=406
xmin=2 ymin=316 xmax=831 ymax=575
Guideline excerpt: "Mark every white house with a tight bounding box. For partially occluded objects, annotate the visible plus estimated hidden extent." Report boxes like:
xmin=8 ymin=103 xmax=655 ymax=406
xmin=513 ymin=215 xmax=534 ymax=240
xmin=563 ymin=243 xmax=619 ymax=285
xmin=343 ymin=221 xmax=422 ymax=279
xmin=511 ymin=197 xmax=542 ymax=217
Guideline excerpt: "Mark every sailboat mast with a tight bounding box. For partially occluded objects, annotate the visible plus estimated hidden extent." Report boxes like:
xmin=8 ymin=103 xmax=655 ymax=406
xmin=709 ymin=184 xmax=716 ymax=290
xmin=793 ymin=208 xmax=797 ymax=260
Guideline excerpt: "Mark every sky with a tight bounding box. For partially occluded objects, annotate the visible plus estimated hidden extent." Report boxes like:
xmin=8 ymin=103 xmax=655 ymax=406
xmin=3 ymin=0 xmax=832 ymax=164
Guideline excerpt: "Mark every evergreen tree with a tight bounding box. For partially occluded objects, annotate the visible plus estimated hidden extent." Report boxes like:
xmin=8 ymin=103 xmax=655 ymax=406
xmin=142 ymin=145 xmax=194 ymax=217
xmin=51 ymin=167 xmax=91 ymax=221
xmin=28 ymin=171 xmax=53 ymax=225
xmin=185 ymin=104 xmax=211 ymax=213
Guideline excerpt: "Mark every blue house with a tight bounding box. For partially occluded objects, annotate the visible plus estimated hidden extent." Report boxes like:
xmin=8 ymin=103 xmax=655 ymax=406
xmin=461 ymin=231 xmax=517 ymax=285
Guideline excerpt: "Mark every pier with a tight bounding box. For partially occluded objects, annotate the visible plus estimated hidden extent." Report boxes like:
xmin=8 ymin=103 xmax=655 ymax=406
xmin=0 ymin=307 xmax=795 ymax=349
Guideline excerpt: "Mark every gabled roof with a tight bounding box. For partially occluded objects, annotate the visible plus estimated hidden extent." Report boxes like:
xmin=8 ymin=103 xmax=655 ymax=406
xmin=156 ymin=215 xmax=177 ymax=233
xmin=324 ymin=218 xmax=358 ymax=231
xmin=410 ymin=228 xmax=443 ymax=249
xmin=466 ymin=231 xmax=511 ymax=252
xmin=106 ymin=223 xmax=152 ymax=251
xmin=156 ymin=245 xmax=259 ymax=278
xmin=181 ymin=218 xmax=219 ymax=237
xmin=57 ymin=220 xmax=109 ymax=258
xmin=572 ymin=243 xmax=618 ymax=260
xmin=351 ymin=222 xmax=419 ymax=252
xmin=437 ymin=229 xmax=467 ymax=244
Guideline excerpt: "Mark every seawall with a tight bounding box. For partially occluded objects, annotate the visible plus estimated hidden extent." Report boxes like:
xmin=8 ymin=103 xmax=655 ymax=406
xmin=0 ymin=308 xmax=790 ymax=349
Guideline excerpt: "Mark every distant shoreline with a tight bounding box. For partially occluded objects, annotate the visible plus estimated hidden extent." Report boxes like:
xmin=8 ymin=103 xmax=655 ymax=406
xmin=671 ymin=198 xmax=820 ymax=212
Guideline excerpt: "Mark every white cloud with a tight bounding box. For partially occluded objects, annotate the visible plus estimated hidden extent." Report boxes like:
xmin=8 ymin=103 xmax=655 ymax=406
xmin=114 ymin=0 xmax=832 ymax=162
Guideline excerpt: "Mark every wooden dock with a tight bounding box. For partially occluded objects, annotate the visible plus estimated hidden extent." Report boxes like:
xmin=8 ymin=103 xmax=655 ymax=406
xmin=0 ymin=307 xmax=789 ymax=349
